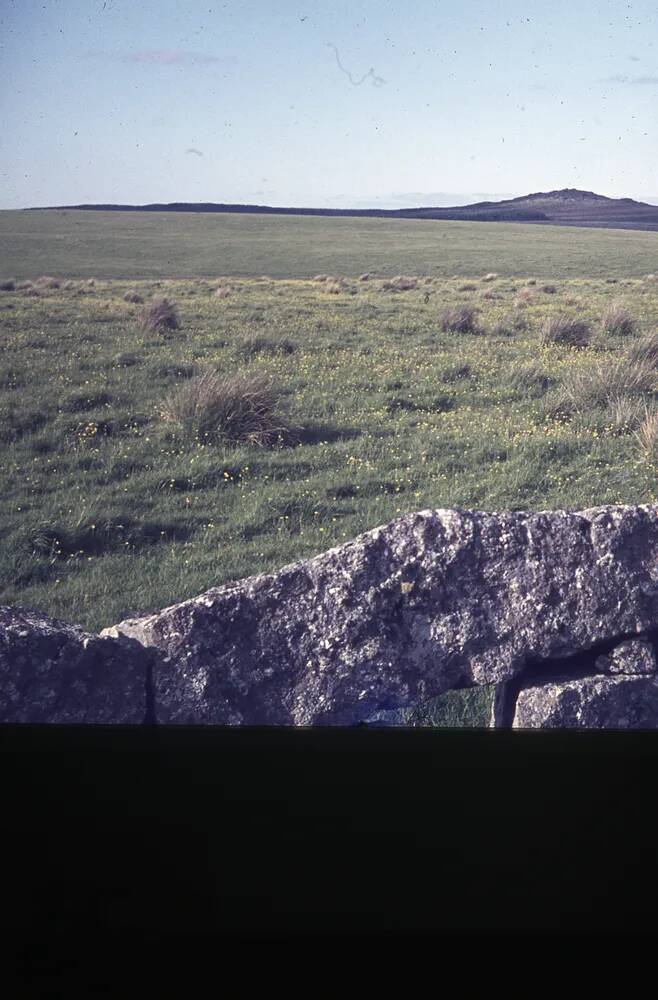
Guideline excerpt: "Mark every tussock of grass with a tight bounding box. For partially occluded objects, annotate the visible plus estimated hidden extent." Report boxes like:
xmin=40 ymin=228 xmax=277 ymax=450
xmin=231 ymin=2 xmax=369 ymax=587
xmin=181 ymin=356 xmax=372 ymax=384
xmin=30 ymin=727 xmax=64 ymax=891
xmin=605 ymin=395 xmax=648 ymax=433
xmin=0 ymin=279 xmax=15 ymax=291
xmin=491 ymin=314 xmax=527 ymax=337
xmin=239 ymin=334 xmax=297 ymax=358
xmin=160 ymin=369 xmax=293 ymax=446
xmin=546 ymin=357 xmax=656 ymax=417
xmin=481 ymin=273 xmax=498 ymax=282
xmin=123 ymin=291 xmax=144 ymax=304
xmin=440 ymin=306 xmax=479 ymax=334
xmin=601 ymin=301 xmax=636 ymax=337
xmin=540 ymin=314 xmax=590 ymax=348
xmin=138 ymin=296 xmax=179 ymax=333
xmin=382 ymin=276 xmax=418 ymax=292
xmin=35 ymin=276 xmax=60 ymax=289
xmin=508 ymin=362 xmax=555 ymax=397
xmin=629 ymin=332 xmax=658 ymax=369
xmin=325 ymin=278 xmax=349 ymax=294
xmin=634 ymin=407 xmax=658 ymax=458
xmin=359 ymin=273 xmax=370 ymax=281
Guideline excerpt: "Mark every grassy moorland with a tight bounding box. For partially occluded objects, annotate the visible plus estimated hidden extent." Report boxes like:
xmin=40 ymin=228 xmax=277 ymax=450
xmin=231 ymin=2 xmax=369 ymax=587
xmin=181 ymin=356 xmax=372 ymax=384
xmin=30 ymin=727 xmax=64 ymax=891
xmin=4 ymin=208 xmax=658 ymax=280
xmin=1 ymin=267 xmax=656 ymax=725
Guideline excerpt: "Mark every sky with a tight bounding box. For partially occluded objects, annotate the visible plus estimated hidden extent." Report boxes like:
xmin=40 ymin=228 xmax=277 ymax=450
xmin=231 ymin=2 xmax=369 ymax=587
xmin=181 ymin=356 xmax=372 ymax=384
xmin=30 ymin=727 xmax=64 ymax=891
xmin=2 ymin=0 xmax=658 ymax=209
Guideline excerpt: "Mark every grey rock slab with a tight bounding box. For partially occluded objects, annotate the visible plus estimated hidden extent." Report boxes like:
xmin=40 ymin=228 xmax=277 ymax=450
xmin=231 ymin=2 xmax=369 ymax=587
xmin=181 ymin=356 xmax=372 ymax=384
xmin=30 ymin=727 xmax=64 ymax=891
xmin=0 ymin=605 xmax=150 ymax=724
xmin=103 ymin=505 xmax=658 ymax=726
xmin=513 ymin=674 xmax=658 ymax=729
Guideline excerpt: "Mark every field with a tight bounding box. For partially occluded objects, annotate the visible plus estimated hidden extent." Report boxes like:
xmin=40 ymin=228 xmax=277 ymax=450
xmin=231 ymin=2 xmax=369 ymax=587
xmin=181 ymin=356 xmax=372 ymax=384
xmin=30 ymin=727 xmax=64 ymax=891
xmin=1 ymin=212 xmax=657 ymax=725
xmin=4 ymin=208 xmax=658 ymax=280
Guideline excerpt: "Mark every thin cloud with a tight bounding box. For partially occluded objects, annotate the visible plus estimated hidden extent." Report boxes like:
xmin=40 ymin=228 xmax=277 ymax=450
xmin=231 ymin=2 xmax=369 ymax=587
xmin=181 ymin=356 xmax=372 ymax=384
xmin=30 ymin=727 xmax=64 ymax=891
xmin=600 ymin=73 xmax=658 ymax=85
xmin=185 ymin=148 xmax=204 ymax=157
xmin=86 ymin=49 xmax=222 ymax=66
xmin=125 ymin=50 xmax=221 ymax=65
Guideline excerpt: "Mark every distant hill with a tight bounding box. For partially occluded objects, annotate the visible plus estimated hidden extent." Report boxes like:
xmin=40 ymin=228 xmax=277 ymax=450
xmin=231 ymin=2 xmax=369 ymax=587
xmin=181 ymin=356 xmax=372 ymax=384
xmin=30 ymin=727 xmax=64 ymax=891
xmin=27 ymin=188 xmax=658 ymax=232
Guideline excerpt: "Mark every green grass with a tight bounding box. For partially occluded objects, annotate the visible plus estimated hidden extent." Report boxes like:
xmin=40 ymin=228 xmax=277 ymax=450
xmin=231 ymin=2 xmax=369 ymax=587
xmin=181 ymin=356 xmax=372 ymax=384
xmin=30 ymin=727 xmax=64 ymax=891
xmin=1 ymin=269 xmax=657 ymax=727
xmin=4 ymin=208 xmax=658 ymax=280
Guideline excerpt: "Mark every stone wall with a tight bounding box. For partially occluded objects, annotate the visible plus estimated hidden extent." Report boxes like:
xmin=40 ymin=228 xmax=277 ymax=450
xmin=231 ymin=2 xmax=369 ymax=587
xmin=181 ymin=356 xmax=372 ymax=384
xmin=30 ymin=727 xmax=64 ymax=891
xmin=2 ymin=504 xmax=657 ymax=727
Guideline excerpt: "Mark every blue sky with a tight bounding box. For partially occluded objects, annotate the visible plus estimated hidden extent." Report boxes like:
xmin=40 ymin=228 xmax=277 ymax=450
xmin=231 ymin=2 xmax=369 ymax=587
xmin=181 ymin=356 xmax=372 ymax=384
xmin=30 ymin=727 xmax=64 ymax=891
xmin=2 ymin=0 xmax=658 ymax=209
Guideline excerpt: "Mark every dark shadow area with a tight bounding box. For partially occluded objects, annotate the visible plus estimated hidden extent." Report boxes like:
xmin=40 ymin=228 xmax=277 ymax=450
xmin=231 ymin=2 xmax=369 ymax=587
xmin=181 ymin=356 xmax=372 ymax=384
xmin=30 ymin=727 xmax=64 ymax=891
xmin=3 ymin=725 xmax=658 ymax=945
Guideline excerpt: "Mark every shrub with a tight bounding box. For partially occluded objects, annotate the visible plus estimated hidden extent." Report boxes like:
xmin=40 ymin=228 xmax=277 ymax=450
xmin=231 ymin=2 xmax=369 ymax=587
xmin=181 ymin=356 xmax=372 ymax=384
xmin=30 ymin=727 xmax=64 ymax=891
xmin=35 ymin=276 xmax=60 ymax=289
xmin=628 ymin=332 xmax=658 ymax=369
xmin=325 ymin=278 xmax=348 ymax=294
xmin=160 ymin=370 xmax=293 ymax=446
xmin=138 ymin=296 xmax=179 ymax=333
xmin=123 ymin=291 xmax=144 ymax=304
xmin=440 ymin=306 xmax=479 ymax=334
xmin=540 ymin=314 xmax=590 ymax=348
xmin=0 ymin=279 xmax=15 ymax=291
xmin=601 ymin=301 xmax=636 ymax=338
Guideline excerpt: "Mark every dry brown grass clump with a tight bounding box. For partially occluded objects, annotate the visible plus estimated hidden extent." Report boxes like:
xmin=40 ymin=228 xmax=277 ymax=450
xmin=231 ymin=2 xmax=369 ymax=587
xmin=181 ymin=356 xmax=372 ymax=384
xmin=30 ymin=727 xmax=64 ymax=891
xmin=382 ymin=276 xmax=418 ymax=292
xmin=605 ymin=396 xmax=648 ymax=433
xmin=601 ymin=301 xmax=636 ymax=338
xmin=160 ymin=370 xmax=292 ymax=446
xmin=35 ymin=276 xmax=60 ymax=289
xmin=547 ymin=357 xmax=656 ymax=417
xmin=440 ymin=306 xmax=479 ymax=334
xmin=457 ymin=283 xmax=477 ymax=292
xmin=513 ymin=288 xmax=534 ymax=308
xmin=540 ymin=314 xmax=590 ymax=348
xmin=138 ymin=296 xmax=179 ymax=333
xmin=123 ymin=291 xmax=144 ymax=304
xmin=628 ymin=332 xmax=658 ymax=369
xmin=0 ymin=279 xmax=15 ymax=291
xmin=491 ymin=314 xmax=528 ymax=337
xmin=325 ymin=277 xmax=349 ymax=294
xmin=634 ymin=407 xmax=658 ymax=458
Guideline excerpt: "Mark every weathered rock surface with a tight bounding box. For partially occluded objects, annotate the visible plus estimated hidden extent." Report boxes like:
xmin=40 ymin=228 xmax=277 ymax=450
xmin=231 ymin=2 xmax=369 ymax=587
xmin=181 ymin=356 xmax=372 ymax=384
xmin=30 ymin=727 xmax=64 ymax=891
xmin=512 ymin=673 xmax=658 ymax=729
xmin=100 ymin=504 xmax=658 ymax=726
xmin=595 ymin=638 xmax=657 ymax=675
xmin=0 ymin=605 xmax=151 ymax=724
